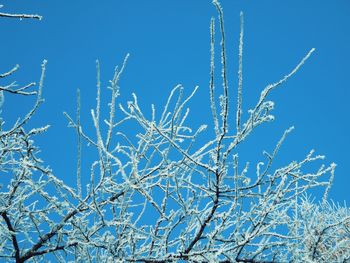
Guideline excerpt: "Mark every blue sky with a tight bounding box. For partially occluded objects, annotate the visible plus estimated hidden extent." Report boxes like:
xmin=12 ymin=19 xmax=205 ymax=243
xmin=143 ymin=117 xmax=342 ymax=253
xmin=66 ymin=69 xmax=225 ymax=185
xmin=1 ymin=0 xmax=349 ymax=203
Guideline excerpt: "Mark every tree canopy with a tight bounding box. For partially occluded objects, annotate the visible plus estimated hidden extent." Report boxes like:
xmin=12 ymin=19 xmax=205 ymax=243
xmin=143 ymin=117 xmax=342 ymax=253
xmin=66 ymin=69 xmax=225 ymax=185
xmin=0 ymin=1 xmax=349 ymax=262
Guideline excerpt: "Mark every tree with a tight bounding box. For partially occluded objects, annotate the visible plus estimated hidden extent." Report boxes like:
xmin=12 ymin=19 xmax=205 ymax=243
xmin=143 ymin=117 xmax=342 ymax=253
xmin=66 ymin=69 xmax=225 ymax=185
xmin=0 ymin=1 xmax=349 ymax=262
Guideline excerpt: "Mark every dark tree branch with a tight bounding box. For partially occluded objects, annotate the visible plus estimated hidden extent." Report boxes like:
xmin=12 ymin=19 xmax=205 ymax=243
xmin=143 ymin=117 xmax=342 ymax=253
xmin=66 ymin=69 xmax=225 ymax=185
xmin=20 ymin=209 xmax=79 ymax=261
xmin=20 ymin=242 xmax=78 ymax=262
xmin=1 ymin=211 xmax=21 ymax=262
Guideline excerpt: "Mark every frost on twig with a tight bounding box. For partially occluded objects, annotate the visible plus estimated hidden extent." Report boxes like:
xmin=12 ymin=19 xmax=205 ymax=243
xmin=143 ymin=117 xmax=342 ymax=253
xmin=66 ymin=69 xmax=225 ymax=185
xmin=0 ymin=4 xmax=42 ymax=20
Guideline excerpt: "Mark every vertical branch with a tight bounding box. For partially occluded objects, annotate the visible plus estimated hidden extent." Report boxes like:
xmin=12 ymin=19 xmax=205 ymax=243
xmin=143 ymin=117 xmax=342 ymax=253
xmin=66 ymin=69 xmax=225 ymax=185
xmin=93 ymin=59 xmax=106 ymax=181
xmin=96 ymin=60 xmax=101 ymax=124
xmin=209 ymin=18 xmax=220 ymax=137
xmin=38 ymin=60 xmax=47 ymax=102
xmin=1 ymin=211 xmax=20 ymax=262
xmin=106 ymin=54 xmax=129 ymax=150
xmin=322 ymin=163 xmax=336 ymax=203
xmin=236 ymin=12 xmax=244 ymax=135
xmin=160 ymin=84 xmax=181 ymax=126
xmin=0 ymin=90 xmax=4 ymax=109
xmin=213 ymin=0 xmax=229 ymax=135
xmin=76 ymin=89 xmax=82 ymax=198
xmin=91 ymin=109 xmax=106 ymax=182
xmin=293 ymin=179 xmax=299 ymax=259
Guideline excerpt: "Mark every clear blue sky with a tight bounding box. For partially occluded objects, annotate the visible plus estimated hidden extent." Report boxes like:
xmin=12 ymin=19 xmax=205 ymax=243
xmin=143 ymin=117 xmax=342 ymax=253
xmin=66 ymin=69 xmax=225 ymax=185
xmin=1 ymin=0 xmax=349 ymax=203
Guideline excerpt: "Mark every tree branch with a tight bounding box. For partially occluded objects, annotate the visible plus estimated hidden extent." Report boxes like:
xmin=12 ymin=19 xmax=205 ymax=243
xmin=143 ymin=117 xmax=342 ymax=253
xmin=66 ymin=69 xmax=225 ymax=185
xmin=0 ymin=12 xmax=42 ymax=20
xmin=1 ymin=211 xmax=21 ymax=262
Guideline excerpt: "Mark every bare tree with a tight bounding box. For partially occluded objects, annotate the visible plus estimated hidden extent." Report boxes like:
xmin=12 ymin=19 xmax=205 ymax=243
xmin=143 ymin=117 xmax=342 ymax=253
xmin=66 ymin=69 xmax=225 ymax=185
xmin=0 ymin=0 xmax=349 ymax=262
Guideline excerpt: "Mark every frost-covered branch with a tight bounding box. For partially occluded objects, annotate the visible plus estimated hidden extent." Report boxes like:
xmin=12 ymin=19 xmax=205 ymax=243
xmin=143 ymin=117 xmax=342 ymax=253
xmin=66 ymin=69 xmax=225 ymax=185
xmin=0 ymin=4 xmax=42 ymax=20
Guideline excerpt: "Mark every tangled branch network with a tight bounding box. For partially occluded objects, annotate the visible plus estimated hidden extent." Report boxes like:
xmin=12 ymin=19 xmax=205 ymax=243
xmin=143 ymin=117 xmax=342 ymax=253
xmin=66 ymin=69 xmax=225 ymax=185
xmin=0 ymin=0 xmax=349 ymax=262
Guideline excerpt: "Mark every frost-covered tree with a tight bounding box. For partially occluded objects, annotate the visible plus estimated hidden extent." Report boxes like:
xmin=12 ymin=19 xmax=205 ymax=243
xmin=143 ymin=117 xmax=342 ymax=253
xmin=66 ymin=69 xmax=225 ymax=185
xmin=1 ymin=1 xmax=349 ymax=262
